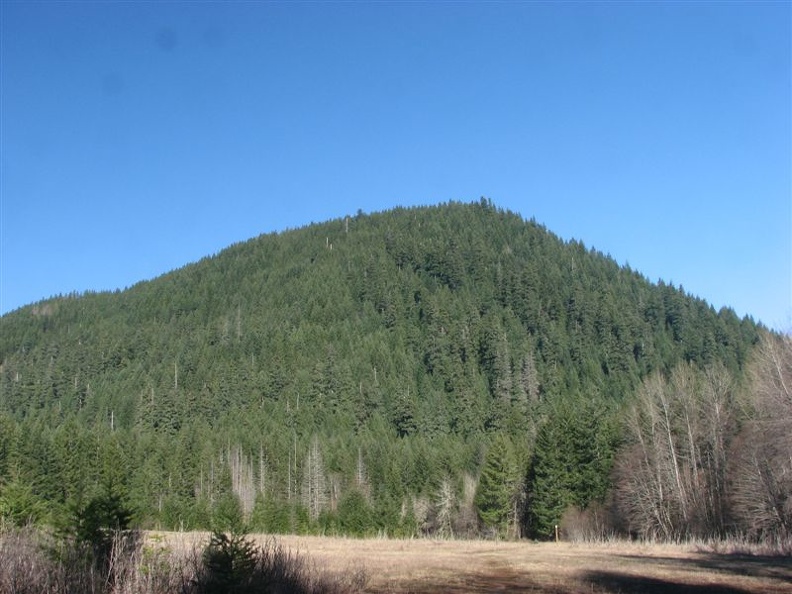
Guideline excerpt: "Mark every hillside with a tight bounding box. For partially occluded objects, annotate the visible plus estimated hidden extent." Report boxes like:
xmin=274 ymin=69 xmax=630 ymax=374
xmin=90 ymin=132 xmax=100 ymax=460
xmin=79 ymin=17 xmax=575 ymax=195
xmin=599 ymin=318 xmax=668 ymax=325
xmin=0 ymin=200 xmax=763 ymax=537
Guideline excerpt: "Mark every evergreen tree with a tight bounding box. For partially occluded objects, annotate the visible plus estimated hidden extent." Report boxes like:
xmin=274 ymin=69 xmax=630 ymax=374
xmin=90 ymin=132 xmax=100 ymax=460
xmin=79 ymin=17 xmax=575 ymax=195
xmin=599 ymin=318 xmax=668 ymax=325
xmin=524 ymin=398 xmax=619 ymax=539
xmin=474 ymin=434 xmax=520 ymax=537
xmin=337 ymin=489 xmax=372 ymax=536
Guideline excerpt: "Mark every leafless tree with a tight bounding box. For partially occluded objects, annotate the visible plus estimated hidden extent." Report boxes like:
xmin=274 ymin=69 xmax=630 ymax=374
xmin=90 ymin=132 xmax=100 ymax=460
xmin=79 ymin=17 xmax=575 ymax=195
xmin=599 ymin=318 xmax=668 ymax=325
xmin=228 ymin=445 xmax=256 ymax=519
xmin=453 ymin=472 xmax=479 ymax=538
xmin=519 ymin=350 xmax=540 ymax=404
xmin=301 ymin=436 xmax=328 ymax=521
xmin=615 ymin=363 xmax=736 ymax=539
xmin=434 ymin=479 xmax=456 ymax=538
xmin=730 ymin=332 xmax=792 ymax=541
xmin=355 ymin=447 xmax=370 ymax=502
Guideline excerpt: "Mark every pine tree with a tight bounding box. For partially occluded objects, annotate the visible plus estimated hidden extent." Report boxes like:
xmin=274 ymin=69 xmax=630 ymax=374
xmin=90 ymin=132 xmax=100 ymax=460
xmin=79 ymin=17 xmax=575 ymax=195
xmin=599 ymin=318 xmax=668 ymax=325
xmin=474 ymin=434 xmax=520 ymax=537
xmin=524 ymin=399 xmax=618 ymax=539
xmin=337 ymin=489 xmax=372 ymax=536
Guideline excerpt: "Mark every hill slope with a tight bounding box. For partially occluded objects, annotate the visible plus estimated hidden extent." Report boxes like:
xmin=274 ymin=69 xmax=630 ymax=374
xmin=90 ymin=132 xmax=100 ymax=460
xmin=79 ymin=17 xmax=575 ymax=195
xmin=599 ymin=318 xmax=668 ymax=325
xmin=0 ymin=200 xmax=760 ymax=535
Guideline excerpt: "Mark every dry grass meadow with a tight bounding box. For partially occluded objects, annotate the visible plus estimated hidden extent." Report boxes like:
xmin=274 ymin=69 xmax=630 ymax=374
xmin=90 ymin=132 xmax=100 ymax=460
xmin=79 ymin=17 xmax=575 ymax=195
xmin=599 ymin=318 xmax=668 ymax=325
xmin=153 ymin=532 xmax=792 ymax=593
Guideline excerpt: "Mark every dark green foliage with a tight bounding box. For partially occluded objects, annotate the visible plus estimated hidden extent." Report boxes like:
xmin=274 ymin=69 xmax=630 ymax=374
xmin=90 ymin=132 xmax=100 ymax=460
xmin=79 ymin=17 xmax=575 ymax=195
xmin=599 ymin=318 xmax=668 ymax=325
xmin=337 ymin=489 xmax=372 ymax=536
xmin=63 ymin=487 xmax=135 ymax=580
xmin=196 ymin=531 xmax=345 ymax=594
xmin=0 ymin=480 xmax=50 ymax=526
xmin=210 ymin=458 xmax=245 ymax=534
xmin=524 ymin=398 xmax=620 ymax=539
xmin=72 ymin=490 xmax=132 ymax=546
xmin=201 ymin=531 xmax=258 ymax=593
xmin=212 ymin=493 xmax=245 ymax=534
xmin=250 ymin=495 xmax=293 ymax=534
xmin=0 ymin=201 xmax=761 ymax=537
xmin=474 ymin=434 xmax=521 ymax=536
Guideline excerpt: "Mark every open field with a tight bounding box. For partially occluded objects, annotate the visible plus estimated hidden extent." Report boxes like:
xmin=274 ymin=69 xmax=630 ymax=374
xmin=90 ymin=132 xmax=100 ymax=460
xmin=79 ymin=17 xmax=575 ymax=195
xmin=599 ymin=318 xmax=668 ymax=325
xmin=154 ymin=532 xmax=792 ymax=593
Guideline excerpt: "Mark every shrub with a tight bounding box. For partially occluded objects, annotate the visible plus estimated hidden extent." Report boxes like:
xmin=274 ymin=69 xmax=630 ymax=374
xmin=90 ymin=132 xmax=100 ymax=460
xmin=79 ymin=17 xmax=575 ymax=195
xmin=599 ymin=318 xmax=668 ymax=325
xmin=559 ymin=502 xmax=614 ymax=543
xmin=191 ymin=530 xmax=368 ymax=594
xmin=199 ymin=531 xmax=258 ymax=593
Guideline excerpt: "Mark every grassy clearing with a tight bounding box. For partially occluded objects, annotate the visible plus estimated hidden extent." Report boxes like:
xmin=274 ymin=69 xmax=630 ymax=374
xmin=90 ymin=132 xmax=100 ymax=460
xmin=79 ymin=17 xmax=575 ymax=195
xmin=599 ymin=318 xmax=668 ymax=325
xmin=3 ymin=527 xmax=789 ymax=593
xmin=154 ymin=532 xmax=792 ymax=594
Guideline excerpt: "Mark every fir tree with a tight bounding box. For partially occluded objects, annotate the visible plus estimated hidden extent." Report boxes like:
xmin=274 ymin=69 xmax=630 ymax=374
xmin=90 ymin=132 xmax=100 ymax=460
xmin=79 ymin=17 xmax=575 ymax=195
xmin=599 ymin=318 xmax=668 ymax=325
xmin=474 ymin=434 xmax=520 ymax=537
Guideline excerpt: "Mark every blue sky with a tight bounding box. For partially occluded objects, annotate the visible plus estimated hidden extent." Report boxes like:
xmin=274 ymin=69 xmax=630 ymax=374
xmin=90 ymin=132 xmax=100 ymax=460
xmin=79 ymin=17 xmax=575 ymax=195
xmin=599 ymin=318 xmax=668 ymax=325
xmin=1 ymin=1 xmax=790 ymax=328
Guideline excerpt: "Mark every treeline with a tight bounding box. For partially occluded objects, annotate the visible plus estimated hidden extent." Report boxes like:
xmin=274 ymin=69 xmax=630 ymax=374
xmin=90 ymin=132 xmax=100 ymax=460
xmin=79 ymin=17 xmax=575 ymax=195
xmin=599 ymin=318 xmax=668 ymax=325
xmin=1 ymin=200 xmax=777 ymax=542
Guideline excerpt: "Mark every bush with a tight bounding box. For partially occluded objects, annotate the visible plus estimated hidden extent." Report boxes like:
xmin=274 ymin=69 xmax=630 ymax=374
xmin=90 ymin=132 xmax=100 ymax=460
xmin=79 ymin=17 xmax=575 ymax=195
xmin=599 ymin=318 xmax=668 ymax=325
xmin=559 ymin=502 xmax=614 ymax=542
xmin=199 ymin=531 xmax=258 ymax=593
xmin=191 ymin=530 xmax=368 ymax=594
xmin=0 ymin=527 xmax=54 ymax=594
xmin=0 ymin=526 xmax=142 ymax=594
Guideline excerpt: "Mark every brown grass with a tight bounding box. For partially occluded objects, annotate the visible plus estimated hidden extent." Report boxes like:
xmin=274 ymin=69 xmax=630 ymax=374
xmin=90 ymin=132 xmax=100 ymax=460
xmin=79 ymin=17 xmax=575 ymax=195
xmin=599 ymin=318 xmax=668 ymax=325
xmin=153 ymin=533 xmax=792 ymax=594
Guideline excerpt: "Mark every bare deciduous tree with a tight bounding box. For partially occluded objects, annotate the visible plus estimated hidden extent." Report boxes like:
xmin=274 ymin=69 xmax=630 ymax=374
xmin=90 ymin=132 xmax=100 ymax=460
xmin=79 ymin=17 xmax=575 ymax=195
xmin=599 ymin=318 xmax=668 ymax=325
xmin=615 ymin=364 xmax=736 ymax=539
xmin=730 ymin=333 xmax=792 ymax=540
xmin=228 ymin=446 xmax=256 ymax=519
xmin=454 ymin=472 xmax=479 ymax=538
xmin=434 ymin=479 xmax=456 ymax=538
xmin=301 ymin=436 xmax=328 ymax=521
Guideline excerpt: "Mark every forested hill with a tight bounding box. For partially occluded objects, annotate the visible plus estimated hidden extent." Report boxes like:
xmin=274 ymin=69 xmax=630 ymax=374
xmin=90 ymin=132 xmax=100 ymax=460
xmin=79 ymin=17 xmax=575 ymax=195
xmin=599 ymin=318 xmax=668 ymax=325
xmin=0 ymin=200 xmax=763 ymax=537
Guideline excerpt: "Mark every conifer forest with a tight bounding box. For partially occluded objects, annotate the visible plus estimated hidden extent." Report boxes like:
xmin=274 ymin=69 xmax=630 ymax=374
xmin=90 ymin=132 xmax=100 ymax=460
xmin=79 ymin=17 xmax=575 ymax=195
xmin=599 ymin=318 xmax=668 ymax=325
xmin=1 ymin=201 xmax=789 ymax=544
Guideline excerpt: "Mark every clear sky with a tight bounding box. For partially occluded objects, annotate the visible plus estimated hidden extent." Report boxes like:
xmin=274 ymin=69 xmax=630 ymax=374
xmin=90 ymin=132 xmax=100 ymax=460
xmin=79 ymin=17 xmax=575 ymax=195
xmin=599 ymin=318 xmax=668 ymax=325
xmin=1 ymin=1 xmax=790 ymax=329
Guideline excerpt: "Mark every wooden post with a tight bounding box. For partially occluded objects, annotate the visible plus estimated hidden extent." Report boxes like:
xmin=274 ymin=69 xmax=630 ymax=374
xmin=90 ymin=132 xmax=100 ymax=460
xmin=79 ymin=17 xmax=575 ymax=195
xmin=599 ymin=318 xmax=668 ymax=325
xmin=555 ymin=524 xmax=559 ymax=542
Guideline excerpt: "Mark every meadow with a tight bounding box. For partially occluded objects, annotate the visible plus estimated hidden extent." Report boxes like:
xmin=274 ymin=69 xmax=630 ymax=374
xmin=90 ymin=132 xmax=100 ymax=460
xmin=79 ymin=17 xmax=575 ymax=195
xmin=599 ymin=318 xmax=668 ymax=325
xmin=155 ymin=532 xmax=792 ymax=594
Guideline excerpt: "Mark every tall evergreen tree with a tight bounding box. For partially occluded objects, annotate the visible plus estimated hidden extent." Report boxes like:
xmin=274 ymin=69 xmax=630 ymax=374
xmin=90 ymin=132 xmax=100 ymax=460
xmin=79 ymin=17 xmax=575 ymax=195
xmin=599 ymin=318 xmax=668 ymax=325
xmin=524 ymin=398 xmax=619 ymax=539
xmin=474 ymin=434 xmax=521 ymax=537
